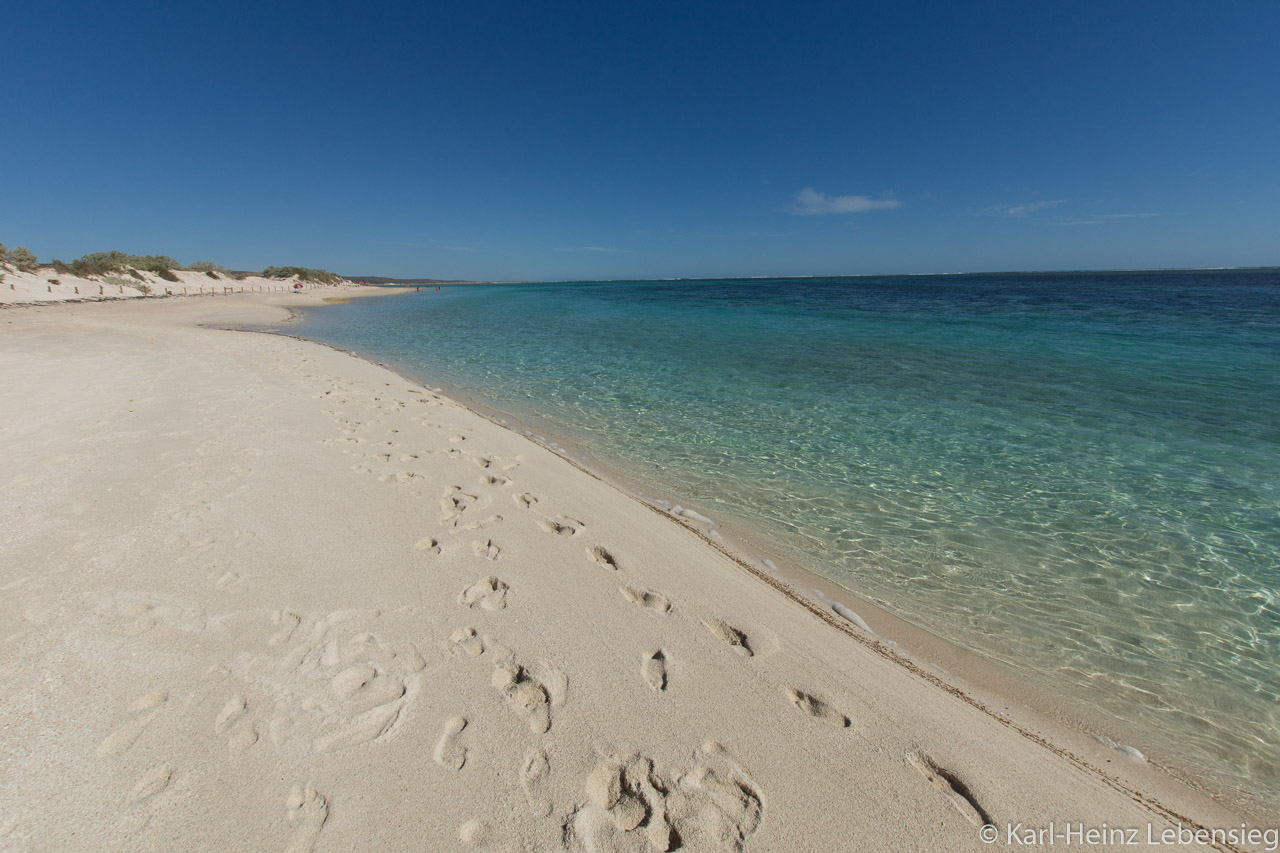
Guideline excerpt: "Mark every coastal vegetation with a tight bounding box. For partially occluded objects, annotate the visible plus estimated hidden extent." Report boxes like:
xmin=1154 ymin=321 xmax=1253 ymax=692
xmin=4 ymin=245 xmax=39 ymax=272
xmin=262 ymin=266 xmax=342 ymax=284
xmin=0 ymin=240 xmax=341 ymax=284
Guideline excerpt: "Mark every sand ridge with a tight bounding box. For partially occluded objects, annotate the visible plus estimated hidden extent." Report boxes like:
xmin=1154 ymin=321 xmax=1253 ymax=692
xmin=0 ymin=293 xmax=1252 ymax=851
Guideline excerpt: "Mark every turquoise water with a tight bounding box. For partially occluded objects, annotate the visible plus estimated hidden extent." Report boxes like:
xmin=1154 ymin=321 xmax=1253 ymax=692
xmin=296 ymin=270 xmax=1280 ymax=809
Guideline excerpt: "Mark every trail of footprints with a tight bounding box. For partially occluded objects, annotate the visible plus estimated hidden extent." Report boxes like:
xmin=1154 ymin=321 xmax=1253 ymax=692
xmin=337 ymin=385 xmax=989 ymax=843
xmin=425 ymin=467 xmax=791 ymax=852
xmin=104 ymin=389 xmax=982 ymax=849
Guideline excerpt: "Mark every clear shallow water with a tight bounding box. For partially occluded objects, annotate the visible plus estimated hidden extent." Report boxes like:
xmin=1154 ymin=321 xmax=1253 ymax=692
xmin=296 ymin=270 xmax=1280 ymax=808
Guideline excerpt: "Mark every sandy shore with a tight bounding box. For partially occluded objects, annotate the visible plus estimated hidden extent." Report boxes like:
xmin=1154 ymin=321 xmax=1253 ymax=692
xmin=0 ymin=293 xmax=1257 ymax=851
xmin=1 ymin=268 xmax=328 ymax=304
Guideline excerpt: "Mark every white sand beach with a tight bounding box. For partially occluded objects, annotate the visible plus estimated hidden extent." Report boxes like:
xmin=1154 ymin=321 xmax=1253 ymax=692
xmin=0 ymin=266 xmax=362 ymax=305
xmin=0 ymin=292 xmax=1259 ymax=851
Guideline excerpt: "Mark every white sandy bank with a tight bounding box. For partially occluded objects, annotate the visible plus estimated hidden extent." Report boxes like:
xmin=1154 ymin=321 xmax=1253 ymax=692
xmin=0 ymin=294 xmax=1255 ymax=852
xmin=0 ymin=265 xmax=365 ymax=304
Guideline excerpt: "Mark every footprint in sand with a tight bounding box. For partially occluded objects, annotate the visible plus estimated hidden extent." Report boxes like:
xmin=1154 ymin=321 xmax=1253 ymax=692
xmin=642 ymin=650 xmax=667 ymax=691
xmin=284 ymin=786 xmax=329 ymax=853
xmin=536 ymin=517 xmax=579 ymax=537
xmin=261 ymin=619 xmax=425 ymax=755
xmin=433 ymin=716 xmax=468 ymax=770
xmin=530 ymin=659 xmax=569 ymax=709
xmin=270 ymin=611 xmax=301 ymax=647
xmin=522 ymin=748 xmax=552 ymax=817
xmin=702 ymin=618 xmax=754 ymax=657
xmin=569 ymin=743 xmax=763 ymax=853
xmin=440 ymin=486 xmax=477 ymax=527
xmin=124 ymin=611 xmax=159 ymax=637
xmin=513 ymin=492 xmax=538 ymax=510
xmin=459 ymin=819 xmax=493 ymax=846
xmin=473 ymin=539 xmax=501 ymax=561
xmin=906 ymin=750 xmax=991 ymax=827
xmin=460 ymin=514 xmax=503 ymax=532
xmin=214 ymin=696 xmax=248 ymax=734
xmin=127 ymin=764 xmax=174 ymax=804
xmin=586 ymin=545 xmax=619 ymax=570
xmin=480 ymin=474 xmax=511 ymax=487
xmin=619 ymin=585 xmax=671 ymax=614
xmin=786 ymin=688 xmax=850 ymax=728
xmin=227 ymin=723 xmax=260 ymax=753
xmin=97 ymin=692 xmax=168 ymax=756
xmin=414 ymin=537 xmax=441 ymax=556
xmin=459 ymin=576 xmax=509 ymax=611
xmin=213 ymin=570 xmax=246 ymax=592
xmin=449 ymin=626 xmax=486 ymax=657
xmin=491 ymin=664 xmax=553 ymax=734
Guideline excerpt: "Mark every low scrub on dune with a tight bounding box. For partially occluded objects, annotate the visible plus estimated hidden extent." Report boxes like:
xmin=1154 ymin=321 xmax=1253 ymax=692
xmin=6 ymin=245 xmax=39 ymax=272
xmin=262 ymin=265 xmax=341 ymax=284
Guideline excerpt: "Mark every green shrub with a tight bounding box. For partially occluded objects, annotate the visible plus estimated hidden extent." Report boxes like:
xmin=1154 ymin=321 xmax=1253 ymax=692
xmin=8 ymin=246 xmax=39 ymax=272
xmin=71 ymin=250 xmax=132 ymax=276
xmin=188 ymin=260 xmax=226 ymax=273
xmin=69 ymin=251 xmax=184 ymax=276
xmin=126 ymin=268 xmax=145 ymax=281
xmin=205 ymin=270 xmax=220 ymax=279
xmin=133 ymin=255 xmax=182 ymax=273
xmin=262 ymin=265 xmax=340 ymax=284
xmin=135 ymin=282 xmax=153 ymax=296
xmin=51 ymin=259 xmax=73 ymax=275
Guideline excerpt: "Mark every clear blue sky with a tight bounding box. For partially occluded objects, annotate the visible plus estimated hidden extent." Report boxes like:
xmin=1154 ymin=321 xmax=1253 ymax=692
xmin=2 ymin=1 xmax=1277 ymax=280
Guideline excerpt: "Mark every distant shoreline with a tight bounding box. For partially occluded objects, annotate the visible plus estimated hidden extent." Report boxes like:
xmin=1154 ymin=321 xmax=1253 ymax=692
xmin=345 ymin=266 xmax=1279 ymax=287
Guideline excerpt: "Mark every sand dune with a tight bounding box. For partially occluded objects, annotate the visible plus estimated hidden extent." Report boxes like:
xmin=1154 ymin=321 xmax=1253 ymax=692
xmin=0 ymin=293 xmax=1251 ymax=851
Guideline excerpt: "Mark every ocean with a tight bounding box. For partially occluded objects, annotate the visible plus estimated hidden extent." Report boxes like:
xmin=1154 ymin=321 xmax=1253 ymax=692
xmin=293 ymin=269 xmax=1280 ymax=810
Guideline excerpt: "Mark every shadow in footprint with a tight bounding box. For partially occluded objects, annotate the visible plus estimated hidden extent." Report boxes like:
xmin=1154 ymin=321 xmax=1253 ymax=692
xmin=906 ymin=750 xmax=992 ymax=827
xmin=786 ymin=688 xmax=850 ymax=728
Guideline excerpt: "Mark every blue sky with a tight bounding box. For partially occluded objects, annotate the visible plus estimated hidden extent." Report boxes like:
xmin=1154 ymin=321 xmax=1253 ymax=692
xmin=2 ymin=1 xmax=1277 ymax=280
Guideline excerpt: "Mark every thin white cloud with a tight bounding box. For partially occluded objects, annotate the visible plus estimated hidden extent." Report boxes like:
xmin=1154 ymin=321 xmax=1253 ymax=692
xmin=439 ymin=244 xmax=479 ymax=252
xmin=554 ymin=246 xmax=630 ymax=253
xmin=1052 ymin=213 xmax=1161 ymax=226
xmin=1004 ymin=199 xmax=1065 ymax=217
xmin=787 ymin=187 xmax=902 ymax=216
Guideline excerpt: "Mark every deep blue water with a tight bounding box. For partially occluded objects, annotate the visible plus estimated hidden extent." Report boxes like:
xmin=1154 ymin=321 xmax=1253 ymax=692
xmin=295 ymin=269 xmax=1280 ymax=808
